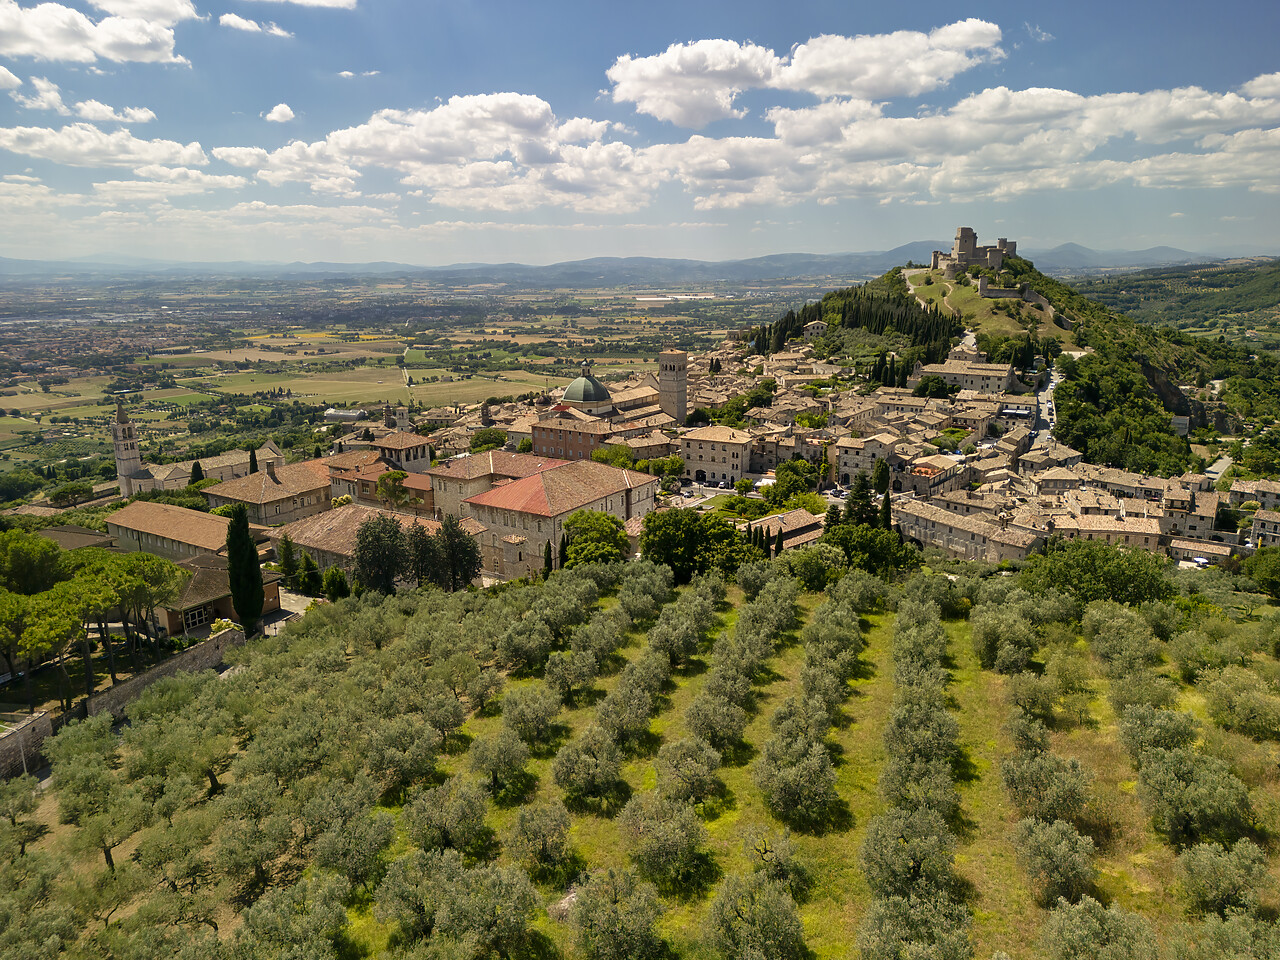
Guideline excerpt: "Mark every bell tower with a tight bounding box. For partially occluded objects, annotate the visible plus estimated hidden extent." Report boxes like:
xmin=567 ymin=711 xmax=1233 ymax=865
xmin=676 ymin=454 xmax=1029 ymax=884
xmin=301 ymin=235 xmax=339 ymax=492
xmin=658 ymin=348 xmax=687 ymax=426
xmin=112 ymin=402 xmax=143 ymax=496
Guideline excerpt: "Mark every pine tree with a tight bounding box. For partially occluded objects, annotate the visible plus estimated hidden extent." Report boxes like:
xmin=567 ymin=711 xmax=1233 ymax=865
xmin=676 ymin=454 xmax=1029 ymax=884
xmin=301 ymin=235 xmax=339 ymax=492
xmin=190 ymin=461 xmax=204 ymax=484
xmin=825 ymin=505 xmax=842 ymax=531
xmin=225 ymin=503 xmax=264 ymax=634
xmin=298 ymin=552 xmax=322 ymax=594
xmin=278 ymin=532 xmax=298 ymax=588
xmin=248 ymin=448 xmax=258 ymax=474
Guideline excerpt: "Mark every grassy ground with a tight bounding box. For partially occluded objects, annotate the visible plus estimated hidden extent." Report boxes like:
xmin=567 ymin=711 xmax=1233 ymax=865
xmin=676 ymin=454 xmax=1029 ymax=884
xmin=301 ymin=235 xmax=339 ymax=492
xmin=944 ymin=619 xmax=1042 ymax=959
xmin=342 ymin=585 xmax=899 ymax=959
xmin=905 ymin=269 xmax=1081 ymax=349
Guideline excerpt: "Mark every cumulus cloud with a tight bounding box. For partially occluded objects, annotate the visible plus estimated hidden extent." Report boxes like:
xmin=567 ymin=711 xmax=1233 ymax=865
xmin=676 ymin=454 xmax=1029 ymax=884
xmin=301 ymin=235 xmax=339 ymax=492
xmin=0 ymin=121 xmax=206 ymax=167
xmin=11 ymin=76 xmax=68 ymax=113
xmin=264 ymin=103 xmax=295 ymax=122
xmin=1242 ymin=72 xmax=1280 ymax=99
xmin=0 ymin=0 xmax=188 ymax=64
xmin=607 ymin=20 xmax=1004 ymax=127
xmin=87 ymin=0 xmax=196 ymax=26
xmin=606 ymin=39 xmax=781 ymax=127
xmin=240 ymin=0 xmax=357 ymax=7
xmin=0 ymin=66 xmax=20 ymax=90
xmin=219 ymin=13 xmax=292 ymax=37
xmin=337 ymin=69 xmax=378 ymax=78
xmin=776 ymin=20 xmax=1005 ymax=99
xmin=75 ymin=99 xmax=156 ymax=123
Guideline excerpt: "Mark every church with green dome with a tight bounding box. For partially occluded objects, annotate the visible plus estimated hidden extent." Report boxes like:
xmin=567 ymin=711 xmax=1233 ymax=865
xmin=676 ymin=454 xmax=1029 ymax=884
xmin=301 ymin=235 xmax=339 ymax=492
xmin=560 ymin=361 xmax=615 ymax=416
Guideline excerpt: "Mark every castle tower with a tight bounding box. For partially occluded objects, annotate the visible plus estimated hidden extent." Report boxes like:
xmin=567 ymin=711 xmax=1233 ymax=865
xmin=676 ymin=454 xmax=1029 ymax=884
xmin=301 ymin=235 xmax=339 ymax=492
xmin=658 ymin=348 xmax=688 ymax=426
xmin=112 ymin=402 xmax=143 ymax=496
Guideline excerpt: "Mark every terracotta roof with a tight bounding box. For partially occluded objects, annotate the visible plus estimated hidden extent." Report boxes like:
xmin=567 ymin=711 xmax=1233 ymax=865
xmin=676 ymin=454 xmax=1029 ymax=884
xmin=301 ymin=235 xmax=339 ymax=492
xmin=682 ymin=425 xmax=753 ymax=444
xmin=171 ymin=555 xmax=282 ymax=612
xmin=204 ymin=461 xmax=330 ymax=505
xmin=106 ymin=501 xmax=269 ymax=552
xmin=270 ymin=504 xmax=463 ymax=558
xmin=425 ymin=450 xmax=567 ymax=482
xmin=373 ymin=431 xmax=430 ymax=451
xmin=464 ymin=461 xmax=657 ymax=517
xmin=325 ymin=449 xmax=386 ymax=471
xmin=37 ymin=524 xmax=117 ymax=551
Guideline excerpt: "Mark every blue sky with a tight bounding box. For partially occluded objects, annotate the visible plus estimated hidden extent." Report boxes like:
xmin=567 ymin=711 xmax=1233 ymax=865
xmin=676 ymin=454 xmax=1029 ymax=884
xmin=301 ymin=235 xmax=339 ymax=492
xmin=2 ymin=0 xmax=1279 ymax=265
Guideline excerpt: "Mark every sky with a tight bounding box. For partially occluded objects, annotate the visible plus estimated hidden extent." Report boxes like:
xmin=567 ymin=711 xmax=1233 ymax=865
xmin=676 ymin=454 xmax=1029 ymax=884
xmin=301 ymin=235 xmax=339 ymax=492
xmin=2 ymin=0 xmax=1280 ymax=266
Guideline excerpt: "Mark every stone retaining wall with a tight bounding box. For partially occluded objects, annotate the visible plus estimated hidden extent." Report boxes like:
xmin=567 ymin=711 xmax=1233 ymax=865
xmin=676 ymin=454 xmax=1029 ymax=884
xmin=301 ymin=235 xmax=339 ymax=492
xmin=86 ymin=628 xmax=246 ymax=721
xmin=0 ymin=712 xmax=52 ymax=779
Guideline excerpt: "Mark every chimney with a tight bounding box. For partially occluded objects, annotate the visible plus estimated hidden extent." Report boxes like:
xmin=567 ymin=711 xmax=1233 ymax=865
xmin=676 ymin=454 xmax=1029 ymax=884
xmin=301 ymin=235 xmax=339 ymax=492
xmin=265 ymin=460 xmax=277 ymax=482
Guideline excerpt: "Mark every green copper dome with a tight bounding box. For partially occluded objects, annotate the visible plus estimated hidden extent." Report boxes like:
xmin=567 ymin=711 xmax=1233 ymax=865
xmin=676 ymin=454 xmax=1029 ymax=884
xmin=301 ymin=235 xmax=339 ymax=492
xmin=563 ymin=367 xmax=611 ymax=404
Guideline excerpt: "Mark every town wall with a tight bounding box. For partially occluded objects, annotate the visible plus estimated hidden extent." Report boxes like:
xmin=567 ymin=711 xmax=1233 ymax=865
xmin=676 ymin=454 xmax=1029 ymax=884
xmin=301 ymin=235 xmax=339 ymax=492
xmin=0 ymin=712 xmax=52 ymax=779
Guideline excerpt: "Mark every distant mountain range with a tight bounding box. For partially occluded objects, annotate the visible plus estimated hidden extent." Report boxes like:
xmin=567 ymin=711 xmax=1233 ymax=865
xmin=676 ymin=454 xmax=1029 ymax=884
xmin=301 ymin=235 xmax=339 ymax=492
xmin=0 ymin=241 xmax=1233 ymax=286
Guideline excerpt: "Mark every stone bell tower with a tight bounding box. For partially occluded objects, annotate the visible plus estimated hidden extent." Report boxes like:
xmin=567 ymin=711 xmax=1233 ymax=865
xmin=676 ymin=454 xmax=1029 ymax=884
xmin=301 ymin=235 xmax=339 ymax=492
xmin=113 ymin=402 xmax=143 ymax=496
xmin=658 ymin=348 xmax=688 ymax=426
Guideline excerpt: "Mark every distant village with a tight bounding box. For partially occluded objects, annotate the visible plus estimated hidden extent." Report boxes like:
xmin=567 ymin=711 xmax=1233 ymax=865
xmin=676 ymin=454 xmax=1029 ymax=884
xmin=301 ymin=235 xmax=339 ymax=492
xmin=28 ymin=232 xmax=1265 ymax=637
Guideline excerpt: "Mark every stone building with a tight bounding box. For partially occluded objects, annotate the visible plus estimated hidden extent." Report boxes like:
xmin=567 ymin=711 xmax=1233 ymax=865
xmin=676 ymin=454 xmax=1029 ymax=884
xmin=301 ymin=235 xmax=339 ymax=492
xmin=425 ymin=450 xmax=568 ymax=520
xmin=106 ymin=501 xmax=270 ymax=562
xmin=894 ymin=497 xmax=1040 ymax=562
xmin=203 ymin=460 xmax=332 ymax=525
xmin=461 ymin=460 xmax=659 ymax=580
xmin=681 ymin=425 xmax=752 ymax=485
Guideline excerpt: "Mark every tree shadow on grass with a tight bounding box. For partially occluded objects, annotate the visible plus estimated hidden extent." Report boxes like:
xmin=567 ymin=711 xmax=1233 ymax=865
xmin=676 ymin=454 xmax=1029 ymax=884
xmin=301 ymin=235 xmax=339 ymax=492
xmin=530 ymin=850 xmax=587 ymax=890
xmin=773 ymin=797 xmax=854 ymax=836
xmin=951 ymin=745 xmax=979 ymax=784
xmin=674 ymin=656 xmax=707 ymax=678
xmin=848 ymin=656 xmax=877 ymax=684
xmin=620 ymin=729 xmax=663 ymax=759
xmin=511 ymin=929 xmax=560 ymax=960
xmin=564 ymin=779 xmax=632 ymax=818
xmin=529 ymin=724 xmax=572 ymax=759
xmin=650 ymin=852 xmax=722 ymax=901
xmin=443 ymin=730 xmax=473 ymax=755
xmin=698 ymin=782 xmax=737 ymax=821
xmin=493 ymin=770 xmax=540 ymax=808
xmin=720 ymin=739 xmax=757 ymax=768
xmin=463 ymin=825 xmax=502 ymax=864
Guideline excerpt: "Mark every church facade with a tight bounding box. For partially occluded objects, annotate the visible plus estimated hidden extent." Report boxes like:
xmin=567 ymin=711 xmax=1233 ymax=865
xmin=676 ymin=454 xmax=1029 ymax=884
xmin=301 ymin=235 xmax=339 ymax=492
xmin=113 ymin=402 xmax=284 ymax=497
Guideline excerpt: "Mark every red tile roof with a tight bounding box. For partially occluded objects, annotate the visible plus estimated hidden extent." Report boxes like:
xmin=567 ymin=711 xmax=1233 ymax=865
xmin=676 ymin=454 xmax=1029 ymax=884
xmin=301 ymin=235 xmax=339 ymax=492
xmin=425 ymin=449 xmax=567 ymax=482
xmin=464 ymin=461 xmax=656 ymax=517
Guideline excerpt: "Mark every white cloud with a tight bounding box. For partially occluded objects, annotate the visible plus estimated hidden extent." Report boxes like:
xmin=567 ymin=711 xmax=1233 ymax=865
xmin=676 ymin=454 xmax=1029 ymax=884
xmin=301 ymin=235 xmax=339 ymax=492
xmin=75 ymin=99 xmax=155 ymax=122
xmin=264 ymin=103 xmax=295 ymax=123
xmin=1024 ymin=23 xmax=1054 ymax=43
xmin=337 ymin=70 xmax=354 ymax=78
xmin=219 ymin=13 xmax=292 ymax=37
xmin=0 ymin=0 xmax=188 ymax=64
xmin=0 ymin=66 xmax=20 ymax=90
xmin=607 ymin=20 xmax=1004 ymax=127
xmin=92 ymin=165 xmax=247 ymax=201
xmin=337 ymin=69 xmax=377 ymax=78
xmin=0 ymin=121 xmax=206 ymax=166
xmin=87 ymin=0 xmax=196 ymax=27
xmin=776 ymin=20 xmax=1004 ymax=99
xmin=1242 ymin=72 xmax=1280 ymax=99
xmin=606 ymin=39 xmax=781 ymax=127
xmin=11 ymin=76 xmax=68 ymax=114
xmin=240 ymin=0 xmax=357 ymax=7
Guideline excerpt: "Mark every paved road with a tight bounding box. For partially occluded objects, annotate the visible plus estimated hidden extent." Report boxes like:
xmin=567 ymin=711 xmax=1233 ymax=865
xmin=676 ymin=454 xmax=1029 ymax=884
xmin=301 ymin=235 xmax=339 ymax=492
xmin=1205 ymin=455 xmax=1233 ymax=481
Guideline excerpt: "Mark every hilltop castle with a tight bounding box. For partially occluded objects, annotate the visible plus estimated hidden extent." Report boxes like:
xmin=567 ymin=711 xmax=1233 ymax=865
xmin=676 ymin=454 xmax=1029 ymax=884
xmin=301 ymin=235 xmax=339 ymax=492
xmin=931 ymin=227 xmax=1017 ymax=278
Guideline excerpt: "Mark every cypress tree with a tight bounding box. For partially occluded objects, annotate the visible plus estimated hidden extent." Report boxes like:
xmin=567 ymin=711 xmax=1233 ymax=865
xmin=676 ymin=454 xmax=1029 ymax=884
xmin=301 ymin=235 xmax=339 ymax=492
xmin=190 ymin=460 xmax=204 ymax=484
xmin=544 ymin=539 xmax=553 ymax=575
xmin=880 ymin=490 xmax=892 ymax=530
xmin=774 ymin=528 xmax=785 ymax=556
xmin=278 ymin=532 xmax=298 ymax=587
xmin=248 ymin=448 xmax=258 ymax=474
xmin=225 ymin=503 xmax=264 ymax=635
xmin=559 ymin=534 xmax=569 ymax=568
